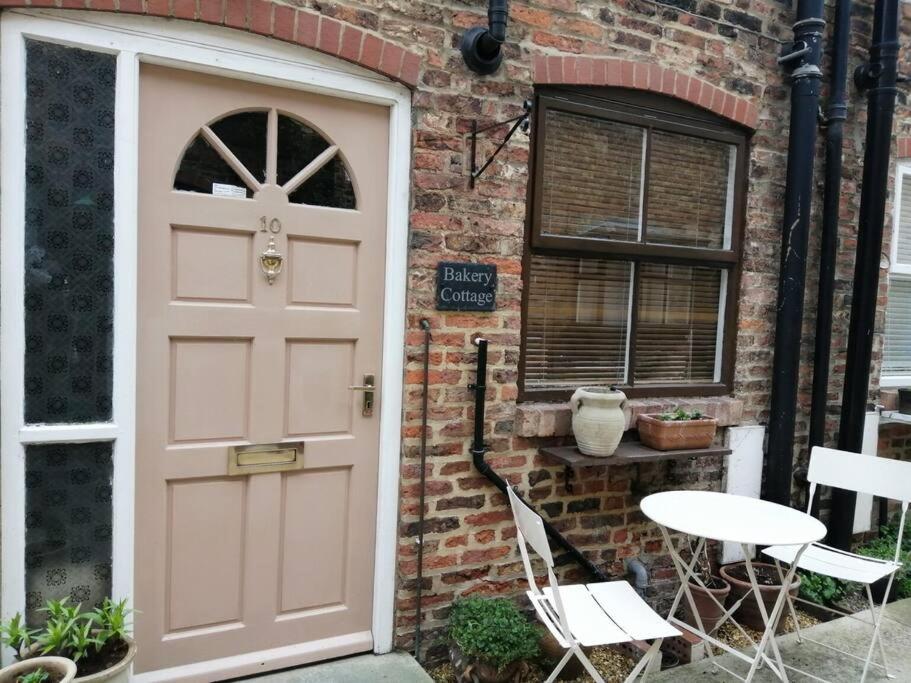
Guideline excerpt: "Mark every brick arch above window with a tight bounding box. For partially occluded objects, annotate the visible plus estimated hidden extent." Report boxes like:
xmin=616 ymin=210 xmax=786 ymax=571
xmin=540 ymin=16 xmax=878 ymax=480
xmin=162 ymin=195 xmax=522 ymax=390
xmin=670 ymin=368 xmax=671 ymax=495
xmin=1 ymin=3 xmax=421 ymax=87
xmin=533 ymin=55 xmax=758 ymax=130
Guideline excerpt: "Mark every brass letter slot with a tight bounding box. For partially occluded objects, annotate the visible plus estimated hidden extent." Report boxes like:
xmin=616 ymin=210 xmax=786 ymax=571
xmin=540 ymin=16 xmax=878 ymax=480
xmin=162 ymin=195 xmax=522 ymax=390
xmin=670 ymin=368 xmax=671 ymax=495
xmin=228 ymin=442 xmax=305 ymax=476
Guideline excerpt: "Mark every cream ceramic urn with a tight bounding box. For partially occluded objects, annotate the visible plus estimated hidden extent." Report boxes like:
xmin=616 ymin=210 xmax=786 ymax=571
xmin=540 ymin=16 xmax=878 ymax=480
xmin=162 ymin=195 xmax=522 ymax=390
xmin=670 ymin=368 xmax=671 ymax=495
xmin=570 ymin=387 xmax=627 ymax=457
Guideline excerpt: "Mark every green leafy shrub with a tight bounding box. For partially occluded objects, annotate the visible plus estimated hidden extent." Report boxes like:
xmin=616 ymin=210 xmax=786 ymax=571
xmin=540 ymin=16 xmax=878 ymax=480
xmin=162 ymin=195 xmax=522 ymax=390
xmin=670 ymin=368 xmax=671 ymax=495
xmin=798 ymin=571 xmax=845 ymax=606
xmin=857 ymin=528 xmax=911 ymax=599
xmin=448 ymin=597 xmax=540 ymax=671
xmin=16 ymin=668 xmax=49 ymax=683
xmin=657 ymin=408 xmax=705 ymax=421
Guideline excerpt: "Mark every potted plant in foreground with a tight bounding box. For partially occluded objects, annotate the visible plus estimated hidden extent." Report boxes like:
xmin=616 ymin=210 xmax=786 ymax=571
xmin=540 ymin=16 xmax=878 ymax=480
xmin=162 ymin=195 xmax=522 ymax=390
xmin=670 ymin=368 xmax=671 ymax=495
xmin=0 ymin=613 xmax=76 ymax=683
xmin=448 ymin=597 xmax=539 ymax=683
xmin=637 ymin=408 xmax=717 ymax=451
xmin=0 ymin=598 xmax=136 ymax=683
xmin=681 ymin=543 xmax=730 ymax=636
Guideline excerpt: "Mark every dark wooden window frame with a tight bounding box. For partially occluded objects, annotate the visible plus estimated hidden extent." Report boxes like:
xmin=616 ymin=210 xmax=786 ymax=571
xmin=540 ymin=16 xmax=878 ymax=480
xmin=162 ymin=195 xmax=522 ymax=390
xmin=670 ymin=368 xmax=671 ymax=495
xmin=519 ymin=87 xmax=749 ymax=401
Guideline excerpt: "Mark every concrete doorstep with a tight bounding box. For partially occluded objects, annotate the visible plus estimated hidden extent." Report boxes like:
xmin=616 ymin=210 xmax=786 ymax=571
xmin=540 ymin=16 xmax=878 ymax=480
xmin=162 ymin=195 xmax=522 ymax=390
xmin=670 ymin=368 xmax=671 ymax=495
xmin=651 ymin=598 xmax=911 ymax=682
xmin=237 ymin=652 xmax=432 ymax=682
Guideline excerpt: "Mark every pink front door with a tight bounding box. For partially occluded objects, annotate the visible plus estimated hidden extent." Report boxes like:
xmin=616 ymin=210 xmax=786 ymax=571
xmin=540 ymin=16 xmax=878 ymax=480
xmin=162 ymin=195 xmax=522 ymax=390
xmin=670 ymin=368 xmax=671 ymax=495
xmin=134 ymin=65 xmax=389 ymax=679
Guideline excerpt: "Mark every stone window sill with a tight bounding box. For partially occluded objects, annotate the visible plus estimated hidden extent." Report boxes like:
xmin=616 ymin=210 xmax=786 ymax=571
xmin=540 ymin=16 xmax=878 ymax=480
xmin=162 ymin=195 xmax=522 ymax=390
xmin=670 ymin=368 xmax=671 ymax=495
xmin=514 ymin=397 xmax=744 ymax=438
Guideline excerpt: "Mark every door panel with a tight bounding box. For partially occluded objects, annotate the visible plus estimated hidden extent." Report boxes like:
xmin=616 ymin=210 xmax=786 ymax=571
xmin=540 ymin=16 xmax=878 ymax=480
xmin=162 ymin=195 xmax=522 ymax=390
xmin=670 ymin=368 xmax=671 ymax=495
xmin=135 ymin=65 xmax=388 ymax=676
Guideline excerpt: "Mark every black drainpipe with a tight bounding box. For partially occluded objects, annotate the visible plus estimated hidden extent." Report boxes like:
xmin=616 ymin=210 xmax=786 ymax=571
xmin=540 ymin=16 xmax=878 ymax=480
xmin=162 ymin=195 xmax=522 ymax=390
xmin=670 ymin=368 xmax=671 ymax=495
xmin=830 ymin=0 xmax=901 ymax=550
xmin=460 ymin=0 xmax=509 ymax=75
xmin=807 ymin=0 xmax=852 ymax=511
xmin=469 ymin=337 xmax=609 ymax=581
xmin=764 ymin=0 xmax=826 ymax=507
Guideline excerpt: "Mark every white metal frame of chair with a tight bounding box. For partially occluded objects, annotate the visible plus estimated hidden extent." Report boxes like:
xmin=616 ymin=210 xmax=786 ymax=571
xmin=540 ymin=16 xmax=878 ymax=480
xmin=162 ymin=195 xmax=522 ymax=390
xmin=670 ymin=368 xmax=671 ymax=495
xmin=506 ymin=486 xmax=679 ymax=683
xmin=763 ymin=446 xmax=911 ymax=683
xmin=657 ymin=525 xmax=807 ymax=682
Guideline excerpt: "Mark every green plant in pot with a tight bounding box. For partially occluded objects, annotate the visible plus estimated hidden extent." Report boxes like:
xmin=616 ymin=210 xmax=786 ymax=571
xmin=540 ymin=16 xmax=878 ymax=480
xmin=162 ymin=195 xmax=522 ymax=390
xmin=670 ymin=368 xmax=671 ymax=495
xmin=0 ymin=615 xmax=76 ymax=683
xmin=1 ymin=598 xmax=136 ymax=683
xmin=857 ymin=526 xmax=911 ymax=603
xmin=448 ymin=597 xmax=539 ymax=683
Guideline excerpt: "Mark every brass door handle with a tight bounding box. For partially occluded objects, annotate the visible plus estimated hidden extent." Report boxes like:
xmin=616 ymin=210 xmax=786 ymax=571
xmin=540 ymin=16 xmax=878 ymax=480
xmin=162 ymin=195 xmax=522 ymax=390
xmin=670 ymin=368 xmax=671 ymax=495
xmin=349 ymin=374 xmax=376 ymax=417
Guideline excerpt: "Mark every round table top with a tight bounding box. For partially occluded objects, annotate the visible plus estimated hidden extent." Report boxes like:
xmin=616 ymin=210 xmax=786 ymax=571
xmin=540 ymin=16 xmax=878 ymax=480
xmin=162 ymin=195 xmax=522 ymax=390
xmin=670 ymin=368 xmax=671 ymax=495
xmin=640 ymin=490 xmax=827 ymax=546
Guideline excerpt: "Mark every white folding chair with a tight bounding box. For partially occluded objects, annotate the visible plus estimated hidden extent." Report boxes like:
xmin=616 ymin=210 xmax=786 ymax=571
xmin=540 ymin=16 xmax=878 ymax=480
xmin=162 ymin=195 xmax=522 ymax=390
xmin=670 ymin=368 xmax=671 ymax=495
xmin=506 ymin=486 xmax=679 ymax=683
xmin=763 ymin=446 xmax=911 ymax=682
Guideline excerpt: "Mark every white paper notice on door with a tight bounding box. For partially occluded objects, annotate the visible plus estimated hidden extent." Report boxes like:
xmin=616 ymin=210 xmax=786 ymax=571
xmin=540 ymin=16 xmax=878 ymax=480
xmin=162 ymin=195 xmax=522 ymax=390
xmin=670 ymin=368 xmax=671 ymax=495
xmin=212 ymin=183 xmax=247 ymax=198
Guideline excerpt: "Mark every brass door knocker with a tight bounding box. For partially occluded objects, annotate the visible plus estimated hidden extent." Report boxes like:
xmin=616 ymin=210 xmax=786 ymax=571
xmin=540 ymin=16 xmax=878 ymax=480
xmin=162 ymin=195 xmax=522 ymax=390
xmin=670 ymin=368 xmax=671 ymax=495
xmin=260 ymin=235 xmax=284 ymax=285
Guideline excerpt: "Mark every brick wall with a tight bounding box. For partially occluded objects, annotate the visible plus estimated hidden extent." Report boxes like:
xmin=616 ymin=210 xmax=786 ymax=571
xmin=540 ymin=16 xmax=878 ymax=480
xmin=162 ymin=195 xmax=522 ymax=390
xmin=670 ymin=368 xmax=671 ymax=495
xmin=5 ymin=0 xmax=906 ymax=663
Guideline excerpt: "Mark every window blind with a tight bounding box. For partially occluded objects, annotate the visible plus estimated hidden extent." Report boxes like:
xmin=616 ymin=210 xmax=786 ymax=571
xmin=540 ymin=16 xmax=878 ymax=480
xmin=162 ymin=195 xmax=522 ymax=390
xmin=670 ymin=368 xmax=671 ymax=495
xmin=884 ymin=277 xmax=911 ymax=377
xmin=539 ymin=109 xmax=645 ymax=242
xmin=524 ymin=254 xmax=631 ymax=387
xmin=647 ymin=131 xmax=734 ymax=249
xmin=634 ymin=264 xmax=723 ymax=384
xmin=896 ymin=176 xmax=911 ymax=266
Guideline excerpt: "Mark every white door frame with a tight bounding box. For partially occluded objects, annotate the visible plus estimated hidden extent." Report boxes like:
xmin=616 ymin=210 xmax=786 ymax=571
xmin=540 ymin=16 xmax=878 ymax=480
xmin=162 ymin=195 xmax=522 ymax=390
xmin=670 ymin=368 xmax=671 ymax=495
xmin=0 ymin=8 xmax=409 ymax=675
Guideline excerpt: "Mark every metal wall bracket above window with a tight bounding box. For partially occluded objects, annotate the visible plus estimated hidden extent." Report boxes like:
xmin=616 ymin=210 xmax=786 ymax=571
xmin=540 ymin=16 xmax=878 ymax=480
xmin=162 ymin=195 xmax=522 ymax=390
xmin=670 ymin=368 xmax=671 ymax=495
xmin=468 ymin=99 xmax=532 ymax=189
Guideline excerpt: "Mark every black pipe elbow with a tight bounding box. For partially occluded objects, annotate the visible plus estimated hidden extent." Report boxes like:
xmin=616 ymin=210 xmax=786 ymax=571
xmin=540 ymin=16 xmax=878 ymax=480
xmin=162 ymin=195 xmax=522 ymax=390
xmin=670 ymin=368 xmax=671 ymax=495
xmin=461 ymin=1 xmax=509 ymax=75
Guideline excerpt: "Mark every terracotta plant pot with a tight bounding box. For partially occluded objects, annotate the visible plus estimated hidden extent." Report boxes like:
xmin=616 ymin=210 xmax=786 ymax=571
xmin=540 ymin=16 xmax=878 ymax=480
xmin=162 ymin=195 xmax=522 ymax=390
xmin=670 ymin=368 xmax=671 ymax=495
xmin=637 ymin=414 xmax=717 ymax=451
xmin=720 ymin=562 xmax=800 ymax=634
xmin=0 ymin=656 xmax=77 ymax=683
xmin=450 ymin=644 xmax=528 ymax=683
xmin=570 ymin=387 xmax=627 ymax=457
xmin=681 ymin=577 xmax=731 ymax=635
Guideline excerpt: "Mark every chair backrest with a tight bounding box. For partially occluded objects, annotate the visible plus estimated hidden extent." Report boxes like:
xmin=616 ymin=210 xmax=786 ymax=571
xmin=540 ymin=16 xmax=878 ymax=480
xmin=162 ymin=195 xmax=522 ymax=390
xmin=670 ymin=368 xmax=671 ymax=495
xmin=507 ymin=485 xmax=554 ymax=568
xmin=808 ymin=446 xmax=911 ymax=504
xmin=506 ymin=486 xmax=573 ymax=640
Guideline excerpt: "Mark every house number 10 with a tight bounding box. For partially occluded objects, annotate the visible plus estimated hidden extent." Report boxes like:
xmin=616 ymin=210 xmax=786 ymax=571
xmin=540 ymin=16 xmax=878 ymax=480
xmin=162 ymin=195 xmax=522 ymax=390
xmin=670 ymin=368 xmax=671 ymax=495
xmin=259 ymin=216 xmax=282 ymax=234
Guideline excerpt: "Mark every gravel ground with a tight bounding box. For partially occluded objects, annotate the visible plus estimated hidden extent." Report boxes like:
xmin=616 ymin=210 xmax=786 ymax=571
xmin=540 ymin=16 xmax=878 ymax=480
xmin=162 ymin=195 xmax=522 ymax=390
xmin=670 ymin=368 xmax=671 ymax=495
xmin=426 ymin=646 xmax=635 ymax=683
xmin=426 ymin=611 xmax=821 ymax=682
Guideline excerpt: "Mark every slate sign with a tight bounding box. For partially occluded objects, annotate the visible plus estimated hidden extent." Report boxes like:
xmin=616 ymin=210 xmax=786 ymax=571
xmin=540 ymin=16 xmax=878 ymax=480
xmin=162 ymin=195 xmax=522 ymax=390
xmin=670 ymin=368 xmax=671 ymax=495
xmin=436 ymin=262 xmax=497 ymax=311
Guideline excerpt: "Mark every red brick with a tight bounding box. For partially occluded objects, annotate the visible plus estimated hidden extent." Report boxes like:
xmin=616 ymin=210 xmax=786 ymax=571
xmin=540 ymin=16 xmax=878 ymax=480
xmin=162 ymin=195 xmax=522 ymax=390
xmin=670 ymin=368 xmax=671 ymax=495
xmin=295 ymin=10 xmax=319 ymax=48
xmin=224 ymin=0 xmax=246 ymax=28
xmin=546 ymin=56 xmax=562 ymax=84
xmin=401 ymin=51 xmax=421 ymax=86
xmin=118 ymin=0 xmax=143 ymax=13
xmin=318 ymin=17 xmax=342 ymax=55
xmin=462 ymin=547 xmax=511 ymax=563
xmin=561 ymin=56 xmax=576 ymax=83
xmin=272 ymin=4 xmax=294 ymax=41
xmin=339 ymin=26 xmax=363 ymax=62
xmin=89 ymin=0 xmax=116 ymax=9
xmin=198 ymin=0 xmax=222 ymax=23
xmin=361 ymin=34 xmax=383 ymax=70
xmin=250 ymin=0 xmax=271 ymax=35
xmin=145 ymin=0 xmax=169 ymax=17
xmin=172 ymin=0 xmax=194 ymax=19
xmin=606 ymin=59 xmax=623 ymax=86
xmin=465 ymin=510 xmax=512 ymax=526
xmin=533 ymin=54 xmax=548 ymax=83
xmin=380 ymin=43 xmax=405 ymax=77
xmin=633 ymin=61 xmax=649 ymax=89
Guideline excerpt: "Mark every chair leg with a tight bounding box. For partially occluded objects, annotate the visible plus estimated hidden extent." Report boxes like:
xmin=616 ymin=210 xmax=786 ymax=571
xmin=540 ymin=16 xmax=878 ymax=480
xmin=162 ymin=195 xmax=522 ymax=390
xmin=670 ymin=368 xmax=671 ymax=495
xmin=863 ymin=584 xmax=895 ymax=681
xmin=544 ymin=648 xmax=575 ymax=683
xmin=633 ymin=639 xmax=664 ymax=683
xmin=574 ymin=645 xmax=606 ymax=683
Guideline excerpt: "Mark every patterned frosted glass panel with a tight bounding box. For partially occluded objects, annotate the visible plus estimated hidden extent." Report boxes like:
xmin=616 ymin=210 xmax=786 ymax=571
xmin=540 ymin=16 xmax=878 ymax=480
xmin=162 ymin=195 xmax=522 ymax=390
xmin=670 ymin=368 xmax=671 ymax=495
xmin=524 ymin=254 xmax=632 ymax=388
xmin=539 ymin=109 xmax=645 ymax=242
xmin=634 ymin=264 xmax=723 ymax=384
xmin=896 ymin=175 xmax=911 ymax=266
xmin=647 ymin=131 xmax=735 ymax=249
xmin=24 ymin=41 xmax=115 ymax=424
xmin=884 ymin=278 xmax=911 ymax=377
xmin=25 ymin=442 xmax=113 ymax=625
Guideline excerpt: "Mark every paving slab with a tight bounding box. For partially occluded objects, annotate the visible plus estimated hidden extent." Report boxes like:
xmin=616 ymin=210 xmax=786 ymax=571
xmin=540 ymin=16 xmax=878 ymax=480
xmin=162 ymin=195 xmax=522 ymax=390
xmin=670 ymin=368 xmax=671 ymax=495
xmin=236 ymin=652 xmax=432 ymax=683
xmin=651 ymin=598 xmax=911 ymax=682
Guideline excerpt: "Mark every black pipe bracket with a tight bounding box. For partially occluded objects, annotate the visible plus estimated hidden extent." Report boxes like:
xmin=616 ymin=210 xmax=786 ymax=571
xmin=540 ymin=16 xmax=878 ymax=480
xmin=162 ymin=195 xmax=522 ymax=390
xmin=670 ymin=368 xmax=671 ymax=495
xmin=468 ymin=99 xmax=532 ymax=189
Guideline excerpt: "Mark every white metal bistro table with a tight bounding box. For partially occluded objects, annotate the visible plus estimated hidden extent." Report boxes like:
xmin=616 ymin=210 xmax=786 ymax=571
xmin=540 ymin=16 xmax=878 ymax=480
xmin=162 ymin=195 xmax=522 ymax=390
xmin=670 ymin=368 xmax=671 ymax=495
xmin=642 ymin=491 xmax=826 ymax=682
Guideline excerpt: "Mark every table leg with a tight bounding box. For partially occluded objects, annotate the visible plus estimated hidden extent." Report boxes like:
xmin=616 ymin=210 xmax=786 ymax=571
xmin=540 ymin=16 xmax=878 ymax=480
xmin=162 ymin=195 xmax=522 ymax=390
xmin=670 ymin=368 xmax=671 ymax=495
xmin=658 ymin=526 xmax=717 ymax=663
xmin=741 ymin=544 xmax=808 ymax=682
